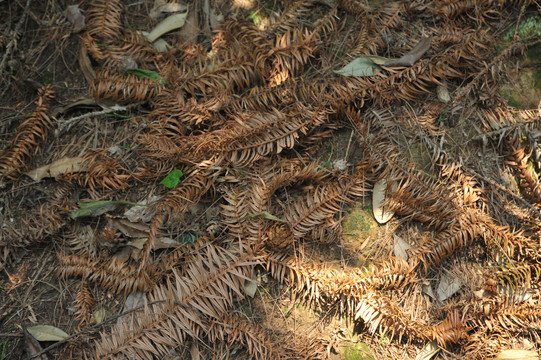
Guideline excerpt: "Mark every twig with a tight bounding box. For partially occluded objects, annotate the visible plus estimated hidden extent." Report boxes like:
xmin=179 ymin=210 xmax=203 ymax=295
xmin=27 ymin=299 xmax=167 ymax=359
xmin=0 ymin=0 xmax=31 ymax=96
xmin=55 ymin=105 xmax=128 ymax=135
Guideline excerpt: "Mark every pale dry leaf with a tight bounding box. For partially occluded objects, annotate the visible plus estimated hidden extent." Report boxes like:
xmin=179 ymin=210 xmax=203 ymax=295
xmin=373 ymin=179 xmax=395 ymax=224
xmin=26 ymin=157 xmax=85 ymax=182
xmin=27 ymin=325 xmax=69 ymax=342
xmin=415 ymin=340 xmax=440 ymax=360
xmin=393 ymin=234 xmax=412 ymax=260
xmin=146 ymin=13 xmax=188 ymax=42
xmin=437 ymin=272 xmax=462 ymax=302
xmin=384 ymin=36 xmax=432 ymax=67
xmin=495 ymin=350 xmax=539 ymax=360
xmin=66 ymin=5 xmax=85 ymax=32
xmin=93 ymin=307 xmax=107 ymax=324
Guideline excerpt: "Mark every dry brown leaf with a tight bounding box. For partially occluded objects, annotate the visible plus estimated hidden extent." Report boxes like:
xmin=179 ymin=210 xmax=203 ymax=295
xmin=26 ymin=157 xmax=85 ymax=181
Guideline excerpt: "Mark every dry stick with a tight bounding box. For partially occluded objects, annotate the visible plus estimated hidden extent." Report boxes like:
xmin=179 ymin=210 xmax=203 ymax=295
xmin=27 ymin=299 xmax=167 ymax=360
xmin=0 ymin=0 xmax=31 ymax=98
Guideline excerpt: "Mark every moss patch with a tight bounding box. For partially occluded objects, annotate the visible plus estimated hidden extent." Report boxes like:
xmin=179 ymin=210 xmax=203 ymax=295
xmin=343 ymin=203 xmax=378 ymax=242
xmin=342 ymin=342 xmax=376 ymax=360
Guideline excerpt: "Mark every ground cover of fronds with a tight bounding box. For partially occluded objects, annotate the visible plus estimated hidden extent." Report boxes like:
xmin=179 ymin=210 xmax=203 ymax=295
xmin=1 ymin=0 xmax=541 ymax=359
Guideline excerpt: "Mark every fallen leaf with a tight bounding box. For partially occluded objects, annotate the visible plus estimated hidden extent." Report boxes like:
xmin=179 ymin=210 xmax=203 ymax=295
xmin=70 ymin=200 xmax=144 ymax=219
xmin=160 ymin=169 xmax=183 ymax=188
xmin=393 ymin=234 xmax=412 ymax=260
xmin=240 ymin=211 xmax=286 ymax=223
xmin=384 ymin=36 xmax=432 ymax=67
xmin=495 ymin=350 xmax=539 ymax=360
xmin=334 ymin=57 xmax=381 ymax=77
xmin=109 ymin=217 xmax=154 ymax=238
xmin=372 ymin=179 xmax=395 ymax=224
xmin=415 ymin=341 xmax=440 ymax=360
xmin=146 ymin=13 xmax=188 ymax=42
xmin=150 ymin=0 xmax=187 ymax=20
xmin=65 ymin=5 xmax=85 ymax=32
xmin=437 ymin=272 xmax=463 ymax=302
xmin=26 ymin=157 xmax=85 ymax=182
xmin=93 ymin=307 xmax=106 ymax=324
xmin=245 ymin=277 xmax=259 ymax=298
xmin=437 ymin=85 xmax=451 ymax=103
xmin=27 ymin=325 xmax=69 ymax=342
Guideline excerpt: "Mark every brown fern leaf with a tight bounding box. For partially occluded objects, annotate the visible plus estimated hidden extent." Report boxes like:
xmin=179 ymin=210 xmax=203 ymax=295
xmin=355 ymin=292 xmax=431 ymax=343
xmin=208 ymin=314 xmax=285 ymax=360
xmin=280 ymin=163 xmax=370 ymax=240
xmin=505 ymin=137 xmax=541 ymax=204
xmin=266 ymin=0 xmax=318 ymax=36
xmin=69 ymin=149 xmax=131 ymax=194
xmin=432 ymin=310 xmax=469 ymax=346
xmin=58 ymin=253 xmax=158 ymax=295
xmin=267 ymin=29 xmax=318 ymax=86
xmin=74 ymin=281 xmax=94 ymax=326
xmin=138 ymin=172 xmax=214 ymax=271
xmin=89 ymin=70 xmax=164 ymax=103
xmin=481 ymin=106 xmax=541 ymax=138
xmin=85 ymin=0 xmax=123 ymax=40
xmin=0 ymin=85 xmax=55 ymax=182
xmin=372 ymin=1 xmax=404 ymax=33
xmin=94 ymin=244 xmax=260 ymax=359
xmin=407 ymin=208 xmax=484 ymax=274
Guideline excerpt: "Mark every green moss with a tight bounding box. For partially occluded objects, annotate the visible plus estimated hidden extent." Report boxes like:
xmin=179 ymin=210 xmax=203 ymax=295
xmin=504 ymin=16 xmax=541 ymax=43
xmin=342 ymin=203 xmax=378 ymax=241
xmin=342 ymin=342 xmax=375 ymax=360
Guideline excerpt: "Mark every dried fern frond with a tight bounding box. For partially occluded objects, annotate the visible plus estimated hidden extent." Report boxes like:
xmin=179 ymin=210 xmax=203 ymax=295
xmin=282 ymin=166 xmax=369 ymax=240
xmin=94 ymin=244 xmax=260 ymax=359
xmin=89 ymin=69 xmax=164 ymax=103
xmin=58 ymin=253 xmax=158 ymax=295
xmin=431 ymin=310 xmax=469 ymax=346
xmin=74 ymin=281 xmax=94 ymax=326
xmin=85 ymin=0 xmax=123 ymax=40
xmin=0 ymin=85 xmax=55 ymax=182
xmin=208 ymin=314 xmax=285 ymax=360
xmin=481 ymin=107 xmax=541 ymax=139
xmin=407 ymin=208 xmax=484 ymax=274
xmin=505 ymin=137 xmax=541 ymax=203
xmin=69 ymin=148 xmax=131 ymax=194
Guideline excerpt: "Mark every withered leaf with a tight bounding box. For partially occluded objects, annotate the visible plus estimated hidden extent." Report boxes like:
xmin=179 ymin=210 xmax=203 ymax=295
xmin=384 ymin=36 xmax=432 ymax=67
xmin=65 ymin=5 xmax=85 ymax=32
xmin=26 ymin=157 xmax=85 ymax=182
xmin=27 ymin=325 xmax=69 ymax=342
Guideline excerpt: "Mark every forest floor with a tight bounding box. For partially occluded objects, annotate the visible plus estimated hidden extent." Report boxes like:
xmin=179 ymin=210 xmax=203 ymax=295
xmin=1 ymin=1 xmax=541 ymax=359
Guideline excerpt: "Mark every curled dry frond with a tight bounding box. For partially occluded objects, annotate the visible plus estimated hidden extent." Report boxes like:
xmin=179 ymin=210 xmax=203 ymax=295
xmin=85 ymin=0 xmax=123 ymax=40
xmin=505 ymin=137 xmax=541 ymax=204
xmin=0 ymin=85 xmax=55 ymax=181
xmin=94 ymin=244 xmax=260 ymax=359
xmin=89 ymin=70 xmax=164 ymax=103
xmin=74 ymin=281 xmax=94 ymax=326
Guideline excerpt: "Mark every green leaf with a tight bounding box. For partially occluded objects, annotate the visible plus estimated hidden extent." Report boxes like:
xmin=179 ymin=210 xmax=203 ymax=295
xmin=160 ymin=169 xmax=183 ymax=188
xmin=69 ymin=200 xmax=144 ymax=219
xmin=240 ymin=211 xmax=286 ymax=223
xmin=96 ymin=43 xmax=113 ymax=50
xmin=125 ymin=68 xmax=166 ymax=84
xmin=103 ymin=113 xmax=130 ymax=119
xmin=177 ymin=230 xmax=198 ymax=244
xmin=334 ymin=57 xmax=381 ymax=77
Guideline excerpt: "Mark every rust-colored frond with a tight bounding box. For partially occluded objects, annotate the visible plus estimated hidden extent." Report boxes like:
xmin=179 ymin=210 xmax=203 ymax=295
xmin=74 ymin=281 xmax=94 ymax=326
xmin=407 ymin=208 xmax=484 ymax=274
xmin=85 ymin=0 xmax=123 ymax=40
xmin=138 ymin=172 xmax=214 ymax=270
xmin=355 ymin=292 xmax=430 ymax=343
xmin=481 ymin=107 xmax=541 ymax=138
xmin=209 ymin=314 xmax=284 ymax=360
xmin=372 ymin=1 xmax=404 ymax=33
xmin=58 ymin=253 xmax=158 ymax=295
xmin=505 ymin=137 xmax=541 ymax=204
xmin=0 ymin=85 xmax=55 ymax=181
xmin=218 ymin=106 xmax=328 ymax=166
xmin=94 ymin=244 xmax=260 ymax=359
xmin=70 ymin=148 xmax=131 ymax=194
xmin=89 ymin=69 xmax=164 ymax=103
xmin=267 ymin=29 xmax=318 ymax=86
xmin=266 ymin=0 xmax=317 ymax=36
xmin=431 ymin=310 xmax=469 ymax=346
